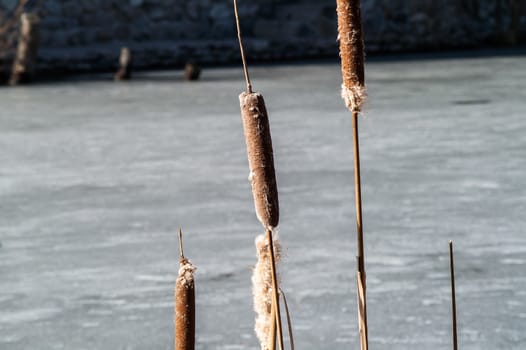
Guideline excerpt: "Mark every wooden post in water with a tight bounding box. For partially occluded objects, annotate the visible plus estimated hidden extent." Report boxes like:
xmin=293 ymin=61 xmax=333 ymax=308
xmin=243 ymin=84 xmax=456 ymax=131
xmin=114 ymin=47 xmax=132 ymax=81
xmin=9 ymin=12 xmax=40 ymax=85
xmin=184 ymin=62 xmax=201 ymax=81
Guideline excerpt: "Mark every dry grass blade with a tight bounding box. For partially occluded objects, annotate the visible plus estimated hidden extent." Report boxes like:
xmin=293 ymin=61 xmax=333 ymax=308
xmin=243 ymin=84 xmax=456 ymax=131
xmin=175 ymin=229 xmax=196 ymax=350
xmin=279 ymin=289 xmax=295 ymax=350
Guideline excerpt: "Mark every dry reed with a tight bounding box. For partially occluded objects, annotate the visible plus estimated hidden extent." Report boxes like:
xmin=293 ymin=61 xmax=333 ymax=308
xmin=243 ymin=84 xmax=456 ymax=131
xmin=280 ymin=289 xmax=295 ymax=350
xmin=336 ymin=1 xmax=369 ymax=349
xmin=449 ymin=241 xmax=458 ymax=350
xmin=175 ymin=229 xmax=196 ymax=350
xmin=234 ymin=1 xmax=285 ymax=349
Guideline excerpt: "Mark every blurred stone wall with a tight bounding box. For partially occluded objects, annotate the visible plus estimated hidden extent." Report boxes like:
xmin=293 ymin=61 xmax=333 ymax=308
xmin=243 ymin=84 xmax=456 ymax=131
xmin=1 ymin=0 xmax=525 ymax=72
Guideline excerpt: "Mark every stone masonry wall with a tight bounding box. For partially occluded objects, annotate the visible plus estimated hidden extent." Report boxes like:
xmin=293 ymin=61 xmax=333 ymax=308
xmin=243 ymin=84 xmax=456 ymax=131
xmin=1 ymin=0 xmax=525 ymax=73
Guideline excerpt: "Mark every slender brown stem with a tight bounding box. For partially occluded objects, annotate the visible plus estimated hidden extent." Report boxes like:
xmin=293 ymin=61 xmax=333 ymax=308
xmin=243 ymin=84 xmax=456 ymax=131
xmin=178 ymin=228 xmax=184 ymax=260
xmin=352 ymin=112 xmax=365 ymax=275
xmin=352 ymin=110 xmax=368 ymax=350
xmin=449 ymin=241 xmax=458 ymax=350
xmin=233 ymin=0 xmax=252 ymax=93
xmin=266 ymin=229 xmax=284 ymax=350
xmin=269 ymin=302 xmax=277 ymax=350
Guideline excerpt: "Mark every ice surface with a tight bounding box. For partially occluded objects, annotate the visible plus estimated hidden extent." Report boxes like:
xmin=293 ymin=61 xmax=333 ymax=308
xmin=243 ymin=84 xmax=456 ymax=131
xmin=1 ymin=52 xmax=526 ymax=349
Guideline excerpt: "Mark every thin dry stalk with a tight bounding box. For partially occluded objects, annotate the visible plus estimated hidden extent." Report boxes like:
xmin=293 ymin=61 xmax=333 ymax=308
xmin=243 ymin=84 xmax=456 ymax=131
xmin=175 ymin=229 xmax=195 ymax=350
xmin=269 ymin=301 xmax=277 ymax=350
xmin=449 ymin=241 xmax=458 ymax=350
xmin=233 ymin=0 xmax=252 ymax=93
xmin=352 ymin=111 xmax=368 ymax=350
xmin=356 ymin=268 xmax=367 ymax=350
xmin=279 ymin=289 xmax=295 ymax=350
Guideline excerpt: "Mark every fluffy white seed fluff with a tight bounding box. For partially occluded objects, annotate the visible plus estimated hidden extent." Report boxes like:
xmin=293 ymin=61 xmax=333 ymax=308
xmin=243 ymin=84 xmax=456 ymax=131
xmin=252 ymin=233 xmax=281 ymax=350
xmin=177 ymin=259 xmax=196 ymax=288
xmin=341 ymin=83 xmax=367 ymax=112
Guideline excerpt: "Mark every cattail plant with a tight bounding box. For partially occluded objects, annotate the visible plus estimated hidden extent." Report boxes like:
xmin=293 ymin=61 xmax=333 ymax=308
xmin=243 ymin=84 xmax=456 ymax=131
xmin=336 ymin=1 xmax=368 ymax=349
xmin=175 ymin=229 xmax=196 ymax=350
xmin=233 ymin=1 xmax=285 ymax=349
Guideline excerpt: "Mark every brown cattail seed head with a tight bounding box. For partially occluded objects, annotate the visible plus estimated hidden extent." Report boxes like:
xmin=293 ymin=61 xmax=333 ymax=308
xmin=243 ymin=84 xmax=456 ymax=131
xmin=337 ymin=0 xmax=367 ymax=112
xmin=239 ymin=92 xmax=279 ymax=229
xmin=175 ymin=257 xmax=196 ymax=350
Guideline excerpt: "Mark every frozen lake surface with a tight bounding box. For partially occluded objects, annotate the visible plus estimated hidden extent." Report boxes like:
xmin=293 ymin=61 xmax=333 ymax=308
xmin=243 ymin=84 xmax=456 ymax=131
xmin=1 ymin=52 xmax=526 ymax=350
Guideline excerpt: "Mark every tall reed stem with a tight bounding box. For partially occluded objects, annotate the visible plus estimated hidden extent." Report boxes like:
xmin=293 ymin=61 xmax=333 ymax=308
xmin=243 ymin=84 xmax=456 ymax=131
xmin=233 ymin=0 xmax=252 ymax=93
xmin=269 ymin=300 xmax=277 ymax=350
xmin=449 ymin=241 xmax=458 ymax=350
xmin=352 ymin=110 xmax=368 ymax=350
xmin=280 ymin=289 xmax=295 ymax=350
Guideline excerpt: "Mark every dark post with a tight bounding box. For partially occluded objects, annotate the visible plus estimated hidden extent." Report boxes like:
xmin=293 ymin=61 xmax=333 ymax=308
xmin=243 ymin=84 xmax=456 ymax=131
xmin=9 ymin=12 xmax=40 ymax=85
xmin=184 ymin=62 xmax=201 ymax=81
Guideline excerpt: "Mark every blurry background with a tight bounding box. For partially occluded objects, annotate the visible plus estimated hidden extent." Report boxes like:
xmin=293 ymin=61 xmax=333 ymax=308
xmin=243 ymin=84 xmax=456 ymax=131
xmin=0 ymin=0 xmax=526 ymax=74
